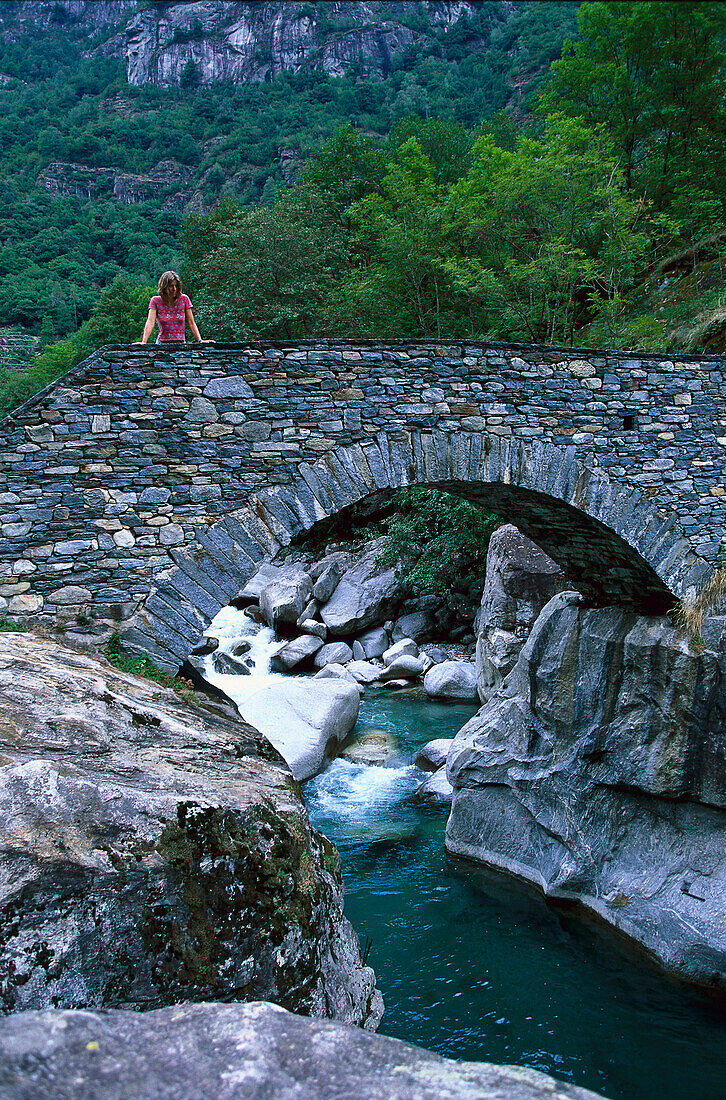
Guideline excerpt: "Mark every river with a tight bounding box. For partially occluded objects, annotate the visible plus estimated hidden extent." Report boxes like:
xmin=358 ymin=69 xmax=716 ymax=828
xmin=204 ymin=609 xmax=726 ymax=1100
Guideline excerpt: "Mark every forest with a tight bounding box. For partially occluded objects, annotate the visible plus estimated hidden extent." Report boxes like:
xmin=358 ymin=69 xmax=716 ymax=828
xmin=1 ymin=1 xmax=726 ymax=417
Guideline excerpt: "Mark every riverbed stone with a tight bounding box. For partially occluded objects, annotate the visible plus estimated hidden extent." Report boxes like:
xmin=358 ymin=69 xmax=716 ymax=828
xmin=447 ymin=591 xmax=726 ymax=988
xmin=352 ymin=626 xmax=389 ymax=661
xmin=392 ymin=610 xmax=435 ymax=642
xmin=259 ymin=570 xmax=313 ymax=630
xmin=313 ymin=663 xmax=362 ymax=690
xmin=346 ymin=660 xmax=382 ymax=684
xmin=298 ymin=617 xmax=327 ymax=639
xmin=424 ymin=661 xmax=478 ymax=701
xmin=320 ymin=542 xmax=402 ymax=636
xmin=312 ymin=553 xmax=348 ymax=603
xmin=314 ymin=641 xmax=354 ymax=668
xmin=380 ymin=655 xmax=424 ymax=681
xmin=415 ymin=738 xmax=453 ymax=772
xmin=383 ymin=638 xmax=419 ymax=665
xmin=415 ymin=766 xmax=453 ymax=804
xmin=236 ymin=678 xmax=360 ymax=781
xmin=0 ymin=1000 xmax=606 ymax=1100
xmin=0 ymin=633 xmax=381 ymax=1025
xmin=236 ymin=563 xmax=283 ymax=605
xmin=339 ymin=730 xmax=398 ymax=766
xmin=270 ymin=634 xmax=324 ymax=671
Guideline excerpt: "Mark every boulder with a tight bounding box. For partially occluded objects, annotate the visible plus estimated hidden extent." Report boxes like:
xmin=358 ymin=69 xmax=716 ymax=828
xmin=314 ymin=663 xmax=363 ymax=690
xmin=346 ymin=660 xmax=382 ymax=684
xmin=476 ymin=524 xmax=564 ymax=703
xmin=414 ymin=738 xmax=453 ymax=772
xmin=392 ymin=610 xmax=435 ymax=642
xmin=339 ymin=731 xmax=398 ymax=766
xmin=384 ymin=679 xmax=412 ymax=691
xmin=296 ymin=598 xmax=320 ymax=626
xmin=383 ymin=638 xmax=419 ymax=666
xmin=320 ymin=542 xmax=402 ymax=636
xmin=191 ymin=635 xmax=219 ymax=656
xmin=237 ymin=679 xmax=360 ymax=781
xmin=422 ymin=646 xmax=447 ymax=664
xmin=414 ymin=766 xmax=453 ymax=804
xmin=314 ymin=641 xmax=354 ymax=668
xmin=380 ymin=655 xmax=424 ymax=681
xmin=447 ymin=591 xmax=726 ymax=989
xmin=312 ymin=553 xmax=349 ymax=603
xmin=0 ymin=634 xmax=380 ymax=1025
xmin=352 ymin=626 xmax=389 ymax=661
xmin=269 ymin=634 xmax=324 ymax=672
xmin=234 ymin=563 xmax=283 ymax=606
xmin=423 ymin=661 xmax=478 ymax=701
xmin=213 ymin=651 xmax=251 ymax=676
xmin=259 ymin=569 xmax=312 ymax=630
xmin=299 ymin=618 xmax=327 ymax=640
xmin=0 ymin=1000 xmax=606 ymax=1100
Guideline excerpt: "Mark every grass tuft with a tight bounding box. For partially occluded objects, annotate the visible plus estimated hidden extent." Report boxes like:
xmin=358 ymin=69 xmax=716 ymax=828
xmin=105 ymin=631 xmax=199 ymax=706
xmin=674 ymin=563 xmax=726 ymax=650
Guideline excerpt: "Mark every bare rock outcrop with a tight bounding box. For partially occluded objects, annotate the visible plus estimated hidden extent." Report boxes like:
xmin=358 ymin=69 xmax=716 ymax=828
xmin=475 ymin=523 xmax=564 ymax=703
xmin=0 ymin=633 xmax=381 ymax=1027
xmin=447 ymin=591 xmax=726 ymax=988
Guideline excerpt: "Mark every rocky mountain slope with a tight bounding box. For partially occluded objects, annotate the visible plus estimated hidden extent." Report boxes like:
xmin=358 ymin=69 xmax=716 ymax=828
xmin=2 ymin=1 xmax=523 ymax=87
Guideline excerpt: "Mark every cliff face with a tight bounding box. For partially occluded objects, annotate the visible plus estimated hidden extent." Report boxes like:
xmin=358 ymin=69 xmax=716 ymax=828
xmin=37 ymin=159 xmax=198 ymax=210
xmin=448 ymin=590 xmax=726 ymax=989
xmin=3 ymin=1 xmax=498 ymax=87
xmin=124 ymin=1 xmax=481 ymax=87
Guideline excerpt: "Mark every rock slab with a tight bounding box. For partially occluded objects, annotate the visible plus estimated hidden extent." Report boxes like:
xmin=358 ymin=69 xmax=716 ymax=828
xmin=237 ymin=678 xmax=360 ymax=781
xmin=0 ymin=1000 xmax=606 ymax=1100
xmin=476 ymin=524 xmax=564 ymax=703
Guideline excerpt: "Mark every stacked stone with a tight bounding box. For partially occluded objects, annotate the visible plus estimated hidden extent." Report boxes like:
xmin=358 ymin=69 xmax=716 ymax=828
xmin=0 ymin=340 xmax=723 ymax=666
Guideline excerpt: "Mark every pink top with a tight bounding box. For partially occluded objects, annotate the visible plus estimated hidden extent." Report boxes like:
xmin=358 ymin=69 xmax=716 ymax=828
xmin=149 ymin=293 xmax=192 ymax=342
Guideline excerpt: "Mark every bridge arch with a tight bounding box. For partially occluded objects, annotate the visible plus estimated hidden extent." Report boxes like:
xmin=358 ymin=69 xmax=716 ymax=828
xmin=121 ymin=430 xmax=707 ymax=672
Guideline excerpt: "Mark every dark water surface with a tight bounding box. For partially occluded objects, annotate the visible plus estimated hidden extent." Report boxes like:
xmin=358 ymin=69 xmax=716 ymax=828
xmin=304 ymin=688 xmax=726 ymax=1100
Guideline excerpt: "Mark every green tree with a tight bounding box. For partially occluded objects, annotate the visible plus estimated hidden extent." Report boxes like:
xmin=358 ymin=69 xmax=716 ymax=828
xmin=546 ymin=1 xmax=726 ymax=225
xmin=183 ymin=189 xmax=348 ymax=340
xmin=335 ymin=138 xmax=461 ymax=338
xmin=377 ymin=489 xmax=500 ymax=595
xmin=445 ymin=115 xmax=651 ymax=343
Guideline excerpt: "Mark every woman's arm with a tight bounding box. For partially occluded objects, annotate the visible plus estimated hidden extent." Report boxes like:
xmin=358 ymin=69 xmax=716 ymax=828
xmin=186 ymin=306 xmax=212 ymax=343
xmin=135 ymin=308 xmax=157 ymax=344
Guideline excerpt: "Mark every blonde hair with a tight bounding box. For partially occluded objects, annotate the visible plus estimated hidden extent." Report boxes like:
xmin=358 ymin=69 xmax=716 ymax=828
xmin=158 ymin=270 xmax=182 ymax=304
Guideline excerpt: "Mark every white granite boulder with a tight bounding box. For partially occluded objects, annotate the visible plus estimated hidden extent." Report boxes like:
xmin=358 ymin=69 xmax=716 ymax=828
xmin=423 ymin=661 xmax=479 ymax=701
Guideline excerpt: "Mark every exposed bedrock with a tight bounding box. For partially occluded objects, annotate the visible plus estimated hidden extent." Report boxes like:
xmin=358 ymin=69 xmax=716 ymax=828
xmin=447 ymin=591 xmax=726 ymax=988
xmin=0 ymin=634 xmax=382 ymax=1027
xmin=0 ymin=1000 xmax=606 ymax=1100
xmin=475 ymin=523 xmax=565 ymax=703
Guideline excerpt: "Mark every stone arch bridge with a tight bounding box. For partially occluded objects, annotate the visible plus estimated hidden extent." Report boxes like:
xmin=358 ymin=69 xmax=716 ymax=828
xmin=0 ymin=340 xmax=724 ymax=671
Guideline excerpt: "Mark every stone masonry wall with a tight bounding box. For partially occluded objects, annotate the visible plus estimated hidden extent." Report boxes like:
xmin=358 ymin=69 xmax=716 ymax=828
xmin=0 ymin=340 xmax=724 ymax=661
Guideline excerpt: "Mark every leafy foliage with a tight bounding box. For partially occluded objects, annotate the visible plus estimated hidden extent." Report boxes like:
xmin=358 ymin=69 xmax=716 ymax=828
xmin=377 ymin=489 xmax=500 ymax=595
xmin=0 ymin=1 xmax=577 ymax=340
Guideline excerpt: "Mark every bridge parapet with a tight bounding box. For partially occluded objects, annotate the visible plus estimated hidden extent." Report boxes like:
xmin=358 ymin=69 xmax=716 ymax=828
xmin=0 ymin=340 xmax=724 ymax=665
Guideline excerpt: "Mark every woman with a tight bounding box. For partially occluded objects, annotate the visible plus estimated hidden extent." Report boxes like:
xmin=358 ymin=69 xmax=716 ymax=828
xmin=136 ymin=271 xmax=211 ymax=345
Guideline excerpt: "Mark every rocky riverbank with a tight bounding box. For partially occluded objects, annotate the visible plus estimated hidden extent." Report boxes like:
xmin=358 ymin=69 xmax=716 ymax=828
xmin=0 ymin=632 xmax=381 ymax=1027
xmin=186 ymin=534 xmax=483 ymax=791
xmin=447 ymin=526 xmax=726 ymax=990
